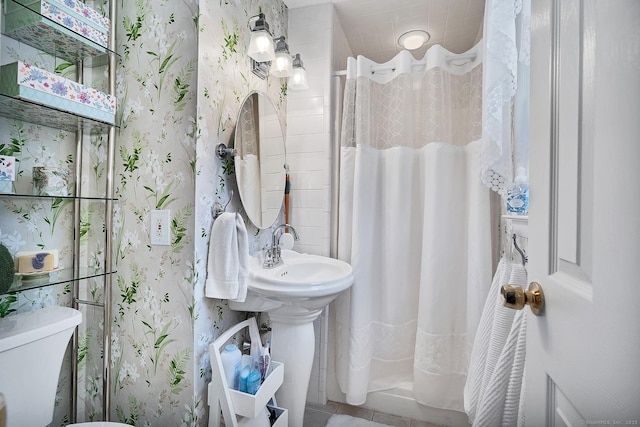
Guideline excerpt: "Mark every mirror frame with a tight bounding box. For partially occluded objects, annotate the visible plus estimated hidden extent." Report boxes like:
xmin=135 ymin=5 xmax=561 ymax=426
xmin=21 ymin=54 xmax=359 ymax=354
xmin=232 ymin=91 xmax=286 ymax=229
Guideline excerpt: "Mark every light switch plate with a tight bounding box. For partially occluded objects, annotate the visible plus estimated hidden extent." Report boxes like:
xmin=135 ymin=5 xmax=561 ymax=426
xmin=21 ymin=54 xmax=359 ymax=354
xmin=150 ymin=209 xmax=171 ymax=245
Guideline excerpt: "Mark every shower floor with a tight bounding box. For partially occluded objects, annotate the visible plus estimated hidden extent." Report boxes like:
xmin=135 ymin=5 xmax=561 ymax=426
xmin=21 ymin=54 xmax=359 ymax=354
xmin=303 ymin=401 xmax=444 ymax=427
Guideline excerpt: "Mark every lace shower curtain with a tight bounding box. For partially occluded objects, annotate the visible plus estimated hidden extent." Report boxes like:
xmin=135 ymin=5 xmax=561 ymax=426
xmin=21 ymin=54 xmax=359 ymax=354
xmin=335 ymin=47 xmax=493 ymax=411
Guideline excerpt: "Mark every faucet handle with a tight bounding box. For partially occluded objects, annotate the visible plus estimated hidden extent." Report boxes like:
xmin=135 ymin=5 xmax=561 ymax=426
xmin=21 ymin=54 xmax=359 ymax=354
xmin=262 ymin=246 xmax=275 ymax=268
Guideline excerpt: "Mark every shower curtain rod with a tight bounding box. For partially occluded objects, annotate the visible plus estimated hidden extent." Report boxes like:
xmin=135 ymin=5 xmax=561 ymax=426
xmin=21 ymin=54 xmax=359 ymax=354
xmin=333 ymin=52 xmax=477 ymax=76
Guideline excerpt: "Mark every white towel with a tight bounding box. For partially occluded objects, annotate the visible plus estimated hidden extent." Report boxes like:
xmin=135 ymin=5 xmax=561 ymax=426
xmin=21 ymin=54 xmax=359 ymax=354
xmin=205 ymin=212 xmax=249 ymax=302
xmin=464 ymin=257 xmax=528 ymax=427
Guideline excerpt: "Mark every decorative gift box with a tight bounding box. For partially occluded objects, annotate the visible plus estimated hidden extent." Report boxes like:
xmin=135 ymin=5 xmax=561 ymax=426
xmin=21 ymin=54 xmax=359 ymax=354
xmin=0 ymin=156 xmax=16 ymax=194
xmin=0 ymin=61 xmax=116 ymax=124
xmin=0 ymin=182 xmax=13 ymax=193
xmin=46 ymin=0 xmax=109 ymax=32
xmin=4 ymin=0 xmax=109 ymax=49
xmin=0 ymin=156 xmax=16 ymax=181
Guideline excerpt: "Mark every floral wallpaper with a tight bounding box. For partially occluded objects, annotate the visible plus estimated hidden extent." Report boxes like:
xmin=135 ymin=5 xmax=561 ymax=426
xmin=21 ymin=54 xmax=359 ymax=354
xmin=111 ymin=0 xmax=199 ymax=424
xmin=193 ymin=0 xmax=288 ymax=422
xmin=1 ymin=0 xmax=287 ymax=425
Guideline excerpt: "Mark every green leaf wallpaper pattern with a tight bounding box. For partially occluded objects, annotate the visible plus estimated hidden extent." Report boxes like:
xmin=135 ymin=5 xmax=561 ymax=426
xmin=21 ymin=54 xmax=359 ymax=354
xmin=112 ymin=0 xmax=196 ymax=424
xmin=193 ymin=0 xmax=288 ymax=425
xmin=0 ymin=0 xmax=288 ymax=424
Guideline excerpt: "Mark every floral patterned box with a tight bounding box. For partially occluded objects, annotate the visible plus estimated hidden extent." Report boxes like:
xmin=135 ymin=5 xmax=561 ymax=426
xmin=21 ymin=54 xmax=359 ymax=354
xmin=0 ymin=156 xmax=17 ymax=181
xmin=4 ymin=0 xmax=109 ymax=48
xmin=0 ymin=61 xmax=116 ymax=124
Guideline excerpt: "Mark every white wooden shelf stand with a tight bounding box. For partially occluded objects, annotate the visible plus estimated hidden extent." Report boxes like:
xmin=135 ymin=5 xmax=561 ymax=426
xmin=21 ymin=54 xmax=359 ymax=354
xmin=208 ymin=318 xmax=288 ymax=427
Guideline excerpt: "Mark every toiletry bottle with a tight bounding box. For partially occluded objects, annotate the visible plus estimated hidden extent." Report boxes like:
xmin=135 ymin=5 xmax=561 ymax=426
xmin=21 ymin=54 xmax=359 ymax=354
xmin=260 ymin=340 xmax=271 ymax=381
xmin=250 ymin=340 xmax=260 ymax=370
xmin=506 ymin=167 xmax=529 ymax=215
xmin=239 ymin=365 xmax=251 ymax=393
xmin=220 ymin=343 xmax=242 ymax=390
xmin=246 ymin=369 xmax=262 ymax=395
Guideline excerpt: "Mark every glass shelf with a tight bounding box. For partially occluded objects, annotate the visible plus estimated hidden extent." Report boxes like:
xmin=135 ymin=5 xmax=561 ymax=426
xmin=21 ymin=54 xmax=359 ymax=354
xmin=4 ymin=267 xmax=117 ymax=295
xmin=0 ymin=93 xmax=116 ymax=133
xmin=2 ymin=0 xmax=117 ymax=63
xmin=0 ymin=192 xmax=118 ymax=201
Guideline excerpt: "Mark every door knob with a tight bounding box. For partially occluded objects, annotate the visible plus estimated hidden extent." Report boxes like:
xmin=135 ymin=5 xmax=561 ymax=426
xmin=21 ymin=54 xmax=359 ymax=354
xmin=500 ymin=282 xmax=545 ymax=315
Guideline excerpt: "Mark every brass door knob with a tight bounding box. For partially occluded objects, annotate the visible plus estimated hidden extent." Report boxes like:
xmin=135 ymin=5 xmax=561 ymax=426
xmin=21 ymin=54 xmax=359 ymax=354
xmin=500 ymin=282 xmax=545 ymax=315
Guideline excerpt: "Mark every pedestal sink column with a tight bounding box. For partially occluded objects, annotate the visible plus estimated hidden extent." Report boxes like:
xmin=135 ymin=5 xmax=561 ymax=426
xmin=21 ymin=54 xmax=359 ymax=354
xmin=269 ymin=309 xmax=323 ymax=427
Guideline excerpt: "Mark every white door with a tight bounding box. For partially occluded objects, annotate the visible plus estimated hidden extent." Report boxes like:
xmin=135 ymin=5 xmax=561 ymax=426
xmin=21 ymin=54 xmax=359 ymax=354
xmin=527 ymin=0 xmax=640 ymax=424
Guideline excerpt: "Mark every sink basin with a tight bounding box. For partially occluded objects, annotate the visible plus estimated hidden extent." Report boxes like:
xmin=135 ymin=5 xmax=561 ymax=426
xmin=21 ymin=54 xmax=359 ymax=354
xmin=228 ymin=250 xmax=354 ymax=313
xmin=248 ymin=250 xmax=352 ymax=297
xmin=228 ymin=249 xmax=354 ymax=427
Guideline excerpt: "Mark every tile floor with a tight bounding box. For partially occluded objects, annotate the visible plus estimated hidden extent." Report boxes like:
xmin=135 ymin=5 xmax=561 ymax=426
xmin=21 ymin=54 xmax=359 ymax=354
xmin=303 ymin=401 xmax=444 ymax=427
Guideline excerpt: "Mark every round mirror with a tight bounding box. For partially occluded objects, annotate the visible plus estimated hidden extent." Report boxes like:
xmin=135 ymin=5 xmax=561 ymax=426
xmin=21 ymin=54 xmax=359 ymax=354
xmin=233 ymin=91 xmax=286 ymax=229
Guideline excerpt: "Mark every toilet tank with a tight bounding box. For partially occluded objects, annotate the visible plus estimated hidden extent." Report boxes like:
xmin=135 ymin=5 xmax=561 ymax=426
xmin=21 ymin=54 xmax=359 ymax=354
xmin=0 ymin=305 xmax=82 ymax=427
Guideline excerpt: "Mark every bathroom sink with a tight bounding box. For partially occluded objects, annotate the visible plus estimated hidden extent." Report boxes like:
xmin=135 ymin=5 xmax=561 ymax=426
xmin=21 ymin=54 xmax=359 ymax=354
xmin=229 ymin=250 xmax=354 ymax=313
xmin=249 ymin=250 xmax=353 ymax=298
xmin=228 ymin=249 xmax=353 ymax=427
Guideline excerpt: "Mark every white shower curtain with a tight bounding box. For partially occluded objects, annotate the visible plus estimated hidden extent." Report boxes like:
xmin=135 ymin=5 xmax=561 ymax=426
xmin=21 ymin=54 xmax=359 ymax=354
xmin=335 ymin=46 xmax=493 ymax=411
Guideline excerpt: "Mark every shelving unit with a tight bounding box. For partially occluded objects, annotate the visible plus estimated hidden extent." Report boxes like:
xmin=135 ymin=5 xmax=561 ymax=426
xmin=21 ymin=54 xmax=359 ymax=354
xmin=0 ymin=93 xmax=115 ymax=132
xmin=10 ymin=267 xmax=114 ymax=294
xmin=2 ymin=0 xmax=115 ymax=61
xmin=209 ymin=318 xmax=288 ymax=427
xmin=0 ymin=0 xmax=117 ymax=422
xmin=0 ymin=193 xmax=118 ymax=201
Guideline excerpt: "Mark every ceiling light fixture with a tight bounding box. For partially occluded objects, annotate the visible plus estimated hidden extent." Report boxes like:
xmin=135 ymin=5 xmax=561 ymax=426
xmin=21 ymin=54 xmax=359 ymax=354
xmin=398 ymin=30 xmax=430 ymax=50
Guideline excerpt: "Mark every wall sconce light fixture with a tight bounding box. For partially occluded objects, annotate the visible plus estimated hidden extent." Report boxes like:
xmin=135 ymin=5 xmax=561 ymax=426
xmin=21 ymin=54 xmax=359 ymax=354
xmin=247 ymin=13 xmax=307 ymax=89
xmin=270 ymin=36 xmax=293 ymax=78
xmin=247 ymin=13 xmax=276 ymax=62
xmin=288 ymin=53 xmax=308 ymax=90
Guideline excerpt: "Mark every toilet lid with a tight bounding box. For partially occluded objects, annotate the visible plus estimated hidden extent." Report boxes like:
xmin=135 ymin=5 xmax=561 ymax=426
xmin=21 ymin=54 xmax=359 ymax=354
xmin=67 ymin=423 xmax=131 ymax=426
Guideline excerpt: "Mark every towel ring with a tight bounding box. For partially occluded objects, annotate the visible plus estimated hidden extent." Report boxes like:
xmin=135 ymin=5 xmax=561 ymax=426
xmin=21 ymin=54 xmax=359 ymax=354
xmin=213 ymin=191 xmax=233 ymax=220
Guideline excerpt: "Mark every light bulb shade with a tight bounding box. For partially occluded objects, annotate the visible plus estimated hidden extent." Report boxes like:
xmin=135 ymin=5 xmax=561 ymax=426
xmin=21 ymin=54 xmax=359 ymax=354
xmin=288 ymin=55 xmax=308 ymax=90
xmin=270 ymin=36 xmax=292 ymax=77
xmin=271 ymin=51 xmax=293 ymax=77
xmin=248 ymin=30 xmax=275 ymax=62
xmin=289 ymin=67 xmax=308 ymax=90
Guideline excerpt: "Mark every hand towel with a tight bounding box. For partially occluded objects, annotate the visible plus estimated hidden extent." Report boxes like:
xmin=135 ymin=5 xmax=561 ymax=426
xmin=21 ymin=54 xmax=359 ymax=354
xmin=205 ymin=212 xmax=249 ymax=302
xmin=464 ymin=257 xmax=528 ymax=427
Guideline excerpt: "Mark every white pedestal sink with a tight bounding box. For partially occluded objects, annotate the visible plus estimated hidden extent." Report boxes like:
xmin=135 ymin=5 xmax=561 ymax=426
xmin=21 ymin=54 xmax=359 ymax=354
xmin=229 ymin=250 xmax=354 ymax=427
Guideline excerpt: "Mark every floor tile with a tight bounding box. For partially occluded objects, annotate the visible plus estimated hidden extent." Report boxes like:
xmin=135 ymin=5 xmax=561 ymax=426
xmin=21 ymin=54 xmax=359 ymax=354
xmin=303 ymin=401 xmax=449 ymax=427
xmin=303 ymin=408 xmax=334 ymax=427
xmin=372 ymin=412 xmax=412 ymax=427
xmin=335 ymin=403 xmax=374 ymax=420
xmin=410 ymin=420 xmax=444 ymax=427
xmin=306 ymin=400 xmax=339 ymax=414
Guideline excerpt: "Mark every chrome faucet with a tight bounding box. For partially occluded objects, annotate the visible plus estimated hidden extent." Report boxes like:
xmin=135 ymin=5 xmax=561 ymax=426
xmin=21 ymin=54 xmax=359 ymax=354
xmin=263 ymin=223 xmax=299 ymax=268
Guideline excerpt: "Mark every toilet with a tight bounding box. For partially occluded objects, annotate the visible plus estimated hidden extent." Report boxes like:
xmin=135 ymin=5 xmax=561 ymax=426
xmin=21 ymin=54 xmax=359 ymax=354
xmin=0 ymin=306 xmax=128 ymax=427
